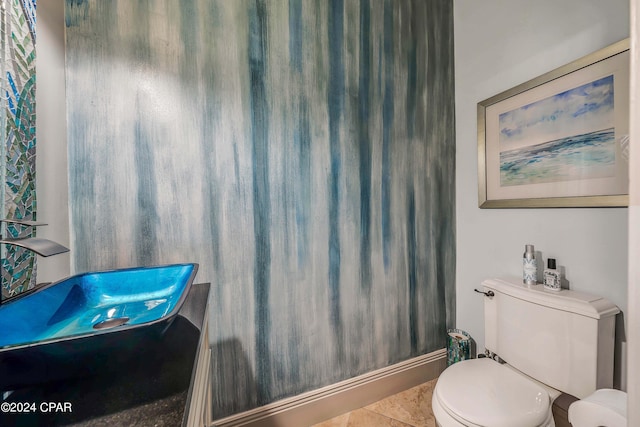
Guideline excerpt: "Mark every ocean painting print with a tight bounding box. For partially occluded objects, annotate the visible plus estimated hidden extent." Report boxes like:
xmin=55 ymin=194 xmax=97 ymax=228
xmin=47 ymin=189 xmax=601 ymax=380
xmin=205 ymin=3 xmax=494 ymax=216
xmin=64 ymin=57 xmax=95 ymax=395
xmin=478 ymin=38 xmax=629 ymax=208
xmin=499 ymin=75 xmax=616 ymax=187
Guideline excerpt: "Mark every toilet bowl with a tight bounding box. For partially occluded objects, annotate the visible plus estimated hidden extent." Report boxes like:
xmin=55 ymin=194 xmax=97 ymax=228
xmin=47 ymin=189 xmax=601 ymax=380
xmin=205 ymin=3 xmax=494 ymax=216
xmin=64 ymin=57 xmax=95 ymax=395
xmin=568 ymin=389 xmax=627 ymax=427
xmin=432 ymin=358 xmax=555 ymax=427
xmin=432 ymin=278 xmax=620 ymax=427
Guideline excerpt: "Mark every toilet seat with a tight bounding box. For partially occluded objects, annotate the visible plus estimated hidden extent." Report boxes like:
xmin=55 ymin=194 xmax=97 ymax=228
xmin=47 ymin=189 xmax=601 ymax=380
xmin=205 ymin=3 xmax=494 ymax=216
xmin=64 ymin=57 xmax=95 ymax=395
xmin=433 ymin=358 xmax=552 ymax=427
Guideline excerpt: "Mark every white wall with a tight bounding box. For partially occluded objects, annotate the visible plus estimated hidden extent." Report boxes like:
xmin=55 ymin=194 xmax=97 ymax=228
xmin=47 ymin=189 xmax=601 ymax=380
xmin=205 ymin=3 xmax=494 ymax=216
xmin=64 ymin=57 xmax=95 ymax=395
xmin=36 ymin=0 xmax=70 ymax=283
xmin=454 ymin=0 xmax=630 ymax=389
xmin=626 ymin=0 xmax=639 ymax=421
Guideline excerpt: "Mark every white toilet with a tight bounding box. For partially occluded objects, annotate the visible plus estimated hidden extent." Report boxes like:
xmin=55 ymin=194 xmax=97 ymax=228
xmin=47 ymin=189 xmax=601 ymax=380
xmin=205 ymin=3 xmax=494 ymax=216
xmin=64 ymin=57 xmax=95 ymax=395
xmin=432 ymin=277 xmax=624 ymax=427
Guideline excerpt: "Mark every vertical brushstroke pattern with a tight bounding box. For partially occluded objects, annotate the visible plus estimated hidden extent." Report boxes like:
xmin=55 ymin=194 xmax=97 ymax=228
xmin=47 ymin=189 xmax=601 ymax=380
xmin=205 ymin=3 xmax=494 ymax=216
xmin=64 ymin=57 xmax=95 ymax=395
xmin=407 ymin=186 xmax=418 ymax=355
xmin=424 ymin=1 xmax=447 ymax=351
xmin=406 ymin=44 xmax=417 ymax=139
xmin=327 ymin=0 xmax=344 ymax=364
xmin=65 ymin=0 xmax=456 ymax=418
xmin=358 ymin=0 xmax=372 ymax=292
xmin=381 ymin=0 xmax=393 ymax=271
xmin=133 ymin=108 xmax=159 ymax=265
xmin=437 ymin=1 xmax=458 ymax=333
xmin=248 ymin=0 xmax=272 ymax=405
xmin=288 ymin=0 xmax=303 ymax=73
xmin=130 ymin=3 xmax=158 ymax=266
xmin=192 ymin=1 xmax=222 ymax=276
xmin=295 ymin=100 xmax=311 ymax=268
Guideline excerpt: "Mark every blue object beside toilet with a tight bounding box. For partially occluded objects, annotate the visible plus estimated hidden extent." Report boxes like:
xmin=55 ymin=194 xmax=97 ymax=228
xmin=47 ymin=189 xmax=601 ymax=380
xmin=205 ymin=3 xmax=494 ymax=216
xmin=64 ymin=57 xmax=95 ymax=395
xmin=446 ymin=329 xmax=470 ymax=366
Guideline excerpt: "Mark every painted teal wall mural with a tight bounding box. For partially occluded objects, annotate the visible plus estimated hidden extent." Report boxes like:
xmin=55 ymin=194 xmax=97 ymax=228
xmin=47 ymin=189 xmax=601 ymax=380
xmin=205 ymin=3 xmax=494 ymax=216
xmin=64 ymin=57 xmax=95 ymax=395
xmin=65 ymin=0 xmax=455 ymax=418
xmin=0 ymin=0 xmax=37 ymax=300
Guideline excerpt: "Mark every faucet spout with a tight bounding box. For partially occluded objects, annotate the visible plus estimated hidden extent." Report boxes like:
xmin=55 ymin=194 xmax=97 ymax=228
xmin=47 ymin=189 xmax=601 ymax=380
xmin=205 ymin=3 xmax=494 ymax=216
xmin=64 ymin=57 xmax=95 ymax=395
xmin=0 ymin=219 xmax=69 ymax=257
xmin=0 ymin=237 xmax=69 ymax=257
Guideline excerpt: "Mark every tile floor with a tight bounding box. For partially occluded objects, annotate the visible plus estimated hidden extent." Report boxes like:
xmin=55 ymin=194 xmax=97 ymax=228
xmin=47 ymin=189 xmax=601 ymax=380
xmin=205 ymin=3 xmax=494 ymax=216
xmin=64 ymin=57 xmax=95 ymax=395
xmin=311 ymin=378 xmax=438 ymax=427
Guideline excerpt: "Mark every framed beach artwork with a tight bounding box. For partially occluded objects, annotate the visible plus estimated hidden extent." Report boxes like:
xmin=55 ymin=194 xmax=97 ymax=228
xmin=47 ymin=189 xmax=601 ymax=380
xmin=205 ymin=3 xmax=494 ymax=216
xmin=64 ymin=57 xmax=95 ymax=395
xmin=478 ymin=39 xmax=629 ymax=208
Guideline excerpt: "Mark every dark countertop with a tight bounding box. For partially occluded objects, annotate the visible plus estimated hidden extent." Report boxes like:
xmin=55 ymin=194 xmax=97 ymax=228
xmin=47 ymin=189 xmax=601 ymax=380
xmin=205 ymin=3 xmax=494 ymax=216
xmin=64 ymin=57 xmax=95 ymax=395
xmin=0 ymin=283 xmax=210 ymax=427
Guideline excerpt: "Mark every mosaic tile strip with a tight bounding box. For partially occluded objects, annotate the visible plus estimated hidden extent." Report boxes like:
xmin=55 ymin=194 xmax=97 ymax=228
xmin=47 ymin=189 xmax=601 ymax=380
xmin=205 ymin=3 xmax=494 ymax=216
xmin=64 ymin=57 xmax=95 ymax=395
xmin=1 ymin=0 xmax=37 ymax=300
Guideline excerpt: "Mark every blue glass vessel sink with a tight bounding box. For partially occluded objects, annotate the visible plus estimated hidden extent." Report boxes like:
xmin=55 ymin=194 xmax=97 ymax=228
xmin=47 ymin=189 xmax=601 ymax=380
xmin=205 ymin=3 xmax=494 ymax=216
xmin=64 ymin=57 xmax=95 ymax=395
xmin=0 ymin=263 xmax=198 ymax=391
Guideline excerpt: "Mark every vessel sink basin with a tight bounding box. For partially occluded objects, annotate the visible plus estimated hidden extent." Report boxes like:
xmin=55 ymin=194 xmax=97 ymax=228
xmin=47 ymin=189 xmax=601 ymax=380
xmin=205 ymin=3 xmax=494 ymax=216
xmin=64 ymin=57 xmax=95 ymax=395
xmin=0 ymin=263 xmax=198 ymax=391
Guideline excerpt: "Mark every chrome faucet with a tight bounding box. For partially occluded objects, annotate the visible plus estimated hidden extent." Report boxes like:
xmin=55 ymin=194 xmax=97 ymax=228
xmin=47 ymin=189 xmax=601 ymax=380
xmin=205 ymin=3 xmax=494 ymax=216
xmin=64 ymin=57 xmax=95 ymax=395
xmin=0 ymin=218 xmax=69 ymax=257
xmin=0 ymin=219 xmax=69 ymax=305
xmin=0 ymin=219 xmax=69 ymax=304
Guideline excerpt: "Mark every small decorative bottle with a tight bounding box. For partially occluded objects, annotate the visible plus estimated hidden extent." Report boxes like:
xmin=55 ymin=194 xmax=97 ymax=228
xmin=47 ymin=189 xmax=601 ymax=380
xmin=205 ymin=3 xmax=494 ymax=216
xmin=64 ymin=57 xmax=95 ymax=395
xmin=523 ymin=244 xmax=537 ymax=285
xmin=544 ymin=258 xmax=561 ymax=291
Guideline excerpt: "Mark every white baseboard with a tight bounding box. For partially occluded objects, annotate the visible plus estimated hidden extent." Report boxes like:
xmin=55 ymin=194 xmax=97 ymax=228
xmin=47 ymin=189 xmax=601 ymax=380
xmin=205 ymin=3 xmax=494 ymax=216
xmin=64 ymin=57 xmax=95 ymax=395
xmin=211 ymin=348 xmax=446 ymax=427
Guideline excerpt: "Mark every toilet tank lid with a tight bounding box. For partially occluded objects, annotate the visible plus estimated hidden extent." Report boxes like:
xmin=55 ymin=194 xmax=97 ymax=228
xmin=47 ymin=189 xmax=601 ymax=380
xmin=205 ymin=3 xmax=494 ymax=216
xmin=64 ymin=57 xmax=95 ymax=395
xmin=483 ymin=278 xmax=620 ymax=319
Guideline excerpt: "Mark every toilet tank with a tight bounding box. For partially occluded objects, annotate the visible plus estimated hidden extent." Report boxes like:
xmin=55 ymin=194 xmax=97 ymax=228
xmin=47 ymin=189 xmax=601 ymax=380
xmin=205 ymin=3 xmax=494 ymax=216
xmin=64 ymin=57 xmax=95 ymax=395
xmin=482 ymin=277 xmax=619 ymax=399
